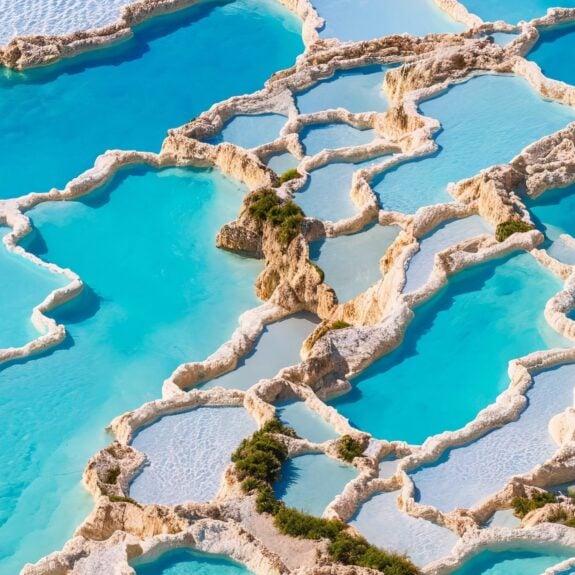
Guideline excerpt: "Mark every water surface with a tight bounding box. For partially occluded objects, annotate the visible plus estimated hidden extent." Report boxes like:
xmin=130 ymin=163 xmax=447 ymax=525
xmin=210 ymin=113 xmax=287 ymax=149
xmin=462 ymin=0 xmax=575 ymax=24
xmin=276 ymin=401 xmax=339 ymax=443
xmin=302 ymin=123 xmax=376 ymax=156
xmin=529 ymin=24 xmax=575 ymax=90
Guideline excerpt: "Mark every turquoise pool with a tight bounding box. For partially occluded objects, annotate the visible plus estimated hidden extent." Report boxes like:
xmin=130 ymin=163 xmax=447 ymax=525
xmin=373 ymin=75 xmax=575 ymax=214
xmin=529 ymin=24 xmax=575 ymax=89
xmin=276 ymin=401 xmax=339 ymax=443
xmin=133 ymin=549 xmax=253 ymax=575
xmin=0 ymin=227 xmax=68 ymax=349
xmin=301 ymin=123 xmax=376 ymax=157
xmin=210 ymin=113 xmax=287 ymax=149
xmin=311 ymin=0 xmax=464 ymax=42
xmin=448 ymin=547 xmax=575 ymax=575
xmin=0 ymin=167 xmax=261 ymax=572
xmin=462 ymin=0 xmax=575 ymax=24
xmin=274 ymin=453 xmax=357 ymax=516
xmin=330 ymin=253 xmax=567 ymax=444
xmin=310 ymin=224 xmax=400 ymax=302
xmin=0 ymin=0 xmax=303 ymax=199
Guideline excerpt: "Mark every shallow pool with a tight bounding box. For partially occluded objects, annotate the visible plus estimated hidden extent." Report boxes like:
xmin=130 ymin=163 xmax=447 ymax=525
xmin=411 ymin=363 xmax=575 ymax=511
xmin=448 ymin=547 xmax=575 ymax=575
xmin=295 ymin=156 xmax=389 ymax=222
xmin=373 ymin=75 xmax=575 ymax=214
xmin=330 ymin=253 xmax=567 ymax=444
xmin=130 ymin=406 xmax=257 ymax=505
xmin=201 ymin=313 xmax=318 ymax=390
xmin=301 ymin=123 xmax=376 ymax=157
xmin=350 ymin=490 xmax=459 ymax=566
xmin=295 ymin=66 xmax=390 ymax=115
xmin=267 ymin=152 xmax=299 ymax=175
xmin=462 ymin=0 xmax=575 ymax=24
xmin=0 ymin=167 xmax=261 ymax=572
xmin=210 ymin=113 xmax=287 ymax=149
xmin=310 ymin=224 xmax=400 ymax=302
xmin=276 ymin=401 xmax=339 ymax=443
xmin=312 ymin=0 xmax=464 ymax=42
xmin=133 ymin=548 xmax=253 ymax=575
xmin=0 ymin=0 xmax=303 ymax=199
xmin=274 ymin=453 xmax=357 ymax=516
xmin=0 ymin=227 xmax=68 ymax=349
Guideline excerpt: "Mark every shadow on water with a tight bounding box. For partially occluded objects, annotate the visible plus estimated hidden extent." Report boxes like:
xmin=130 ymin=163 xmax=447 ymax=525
xmin=0 ymin=0 xmax=233 ymax=87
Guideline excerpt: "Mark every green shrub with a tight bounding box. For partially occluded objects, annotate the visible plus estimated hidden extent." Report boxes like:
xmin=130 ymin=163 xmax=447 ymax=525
xmin=261 ymin=417 xmax=298 ymax=438
xmin=248 ymin=189 xmax=281 ymax=222
xmin=256 ymin=484 xmax=283 ymax=515
xmin=109 ymin=495 xmax=142 ymax=508
xmin=563 ymin=516 xmax=575 ymax=528
xmin=274 ymin=507 xmax=344 ymax=540
xmin=331 ymin=320 xmax=350 ymax=330
xmin=495 ymin=220 xmax=533 ymax=242
xmin=328 ymin=532 xmax=418 ymax=575
xmin=103 ymin=466 xmax=121 ymax=485
xmin=277 ymin=212 xmax=305 ymax=246
xmin=511 ymin=491 xmax=557 ymax=518
xmin=241 ymin=477 xmax=266 ymax=494
xmin=278 ymin=168 xmax=302 ymax=185
xmin=337 ymin=435 xmax=366 ymax=463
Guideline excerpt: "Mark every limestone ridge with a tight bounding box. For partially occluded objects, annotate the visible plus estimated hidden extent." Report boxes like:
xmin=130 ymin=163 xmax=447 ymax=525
xmin=5 ymin=0 xmax=575 ymax=573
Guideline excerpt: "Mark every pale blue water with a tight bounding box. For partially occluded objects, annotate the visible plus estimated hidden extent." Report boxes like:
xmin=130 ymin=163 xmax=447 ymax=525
xmin=529 ymin=24 xmax=575 ymax=88
xmin=295 ymin=156 xmax=390 ymax=221
xmin=529 ymin=184 xmax=575 ymax=265
xmin=201 ymin=314 xmax=319 ymax=390
xmin=301 ymin=124 xmax=376 ymax=157
xmin=0 ymin=0 xmax=303 ymax=199
xmin=351 ymin=490 xmax=459 ymax=566
xmin=133 ymin=549 xmax=253 ymax=575
xmin=295 ymin=66 xmax=390 ymax=115
xmin=274 ymin=453 xmax=357 ymax=515
xmin=130 ymin=407 xmax=257 ymax=504
xmin=330 ymin=253 xmax=567 ymax=444
xmin=267 ymin=152 xmax=299 ymax=175
xmin=312 ymin=0 xmax=464 ymax=42
xmin=0 ymin=167 xmax=261 ymax=572
xmin=462 ymin=0 xmax=575 ymax=23
xmin=276 ymin=401 xmax=339 ymax=443
xmin=310 ymin=224 xmax=400 ymax=302
xmin=448 ymin=548 xmax=575 ymax=575
xmin=490 ymin=32 xmax=520 ymax=46
xmin=404 ymin=215 xmax=492 ymax=294
xmin=411 ymin=363 xmax=575 ymax=511
xmin=373 ymin=75 xmax=575 ymax=214
xmin=0 ymin=228 xmax=68 ymax=349
xmin=210 ymin=113 xmax=287 ymax=149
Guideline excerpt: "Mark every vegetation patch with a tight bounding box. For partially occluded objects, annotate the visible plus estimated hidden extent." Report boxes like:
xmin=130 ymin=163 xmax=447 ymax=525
xmin=308 ymin=260 xmax=325 ymax=283
xmin=306 ymin=319 xmax=352 ymax=350
xmin=103 ymin=466 xmax=121 ymax=485
xmin=108 ymin=494 xmax=143 ymax=508
xmin=232 ymin=418 xmax=417 ymax=573
xmin=278 ymin=168 xmax=302 ymax=185
xmin=336 ymin=435 xmax=367 ymax=463
xmin=511 ymin=491 xmax=557 ymax=518
xmin=248 ymin=189 xmax=305 ymax=246
xmin=495 ymin=220 xmax=534 ymax=242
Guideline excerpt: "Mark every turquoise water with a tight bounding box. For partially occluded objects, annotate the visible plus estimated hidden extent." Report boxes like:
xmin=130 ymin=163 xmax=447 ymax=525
xmin=0 ymin=167 xmax=261 ymax=572
xmin=448 ymin=548 xmax=575 ymax=575
xmin=411 ymin=363 xmax=575 ymax=511
xmin=529 ymin=24 xmax=575 ymax=88
xmin=330 ymin=253 xmax=567 ymax=444
xmin=490 ymin=32 xmax=519 ymax=46
xmin=210 ymin=113 xmax=287 ymax=149
xmin=133 ymin=549 xmax=253 ymax=575
xmin=301 ymin=123 xmax=376 ymax=156
xmin=462 ymin=0 xmax=575 ymax=23
xmin=373 ymin=75 xmax=575 ymax=214
xmin=295 ymin=66 xmax=390 ymax=115
xmin=529 ymin=184 xmax=575 ymax=264
xmin=267 ymin=152 xmax=299 ymax=175
xmin=276 ymin=401 xmax=339 ymax=443
xmin=130 ymin=407 xmax=257 ymax=504
xmin=0 ymin=0 xmax=303 ymax=199
xmin=351 ymin=490 xmax=459 ymax=566
xmin=312 ymin=0 xmax=464 ymax=42
xmin=295 ymin=156 xmax=390 ymax=221
xmin=310 ymin=224 xmax=400 ymax=302
xmin=0 ymin=228 xmax=68 ymax=349
xmin=274 ymin=453 xmax=357 ymax=515
xmin=201 ymin=314 xmax=318 ymax=390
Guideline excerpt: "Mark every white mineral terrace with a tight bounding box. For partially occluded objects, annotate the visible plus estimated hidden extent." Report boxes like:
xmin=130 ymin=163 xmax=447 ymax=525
xmin=5 ymin=0 xmax=575 ymax=575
